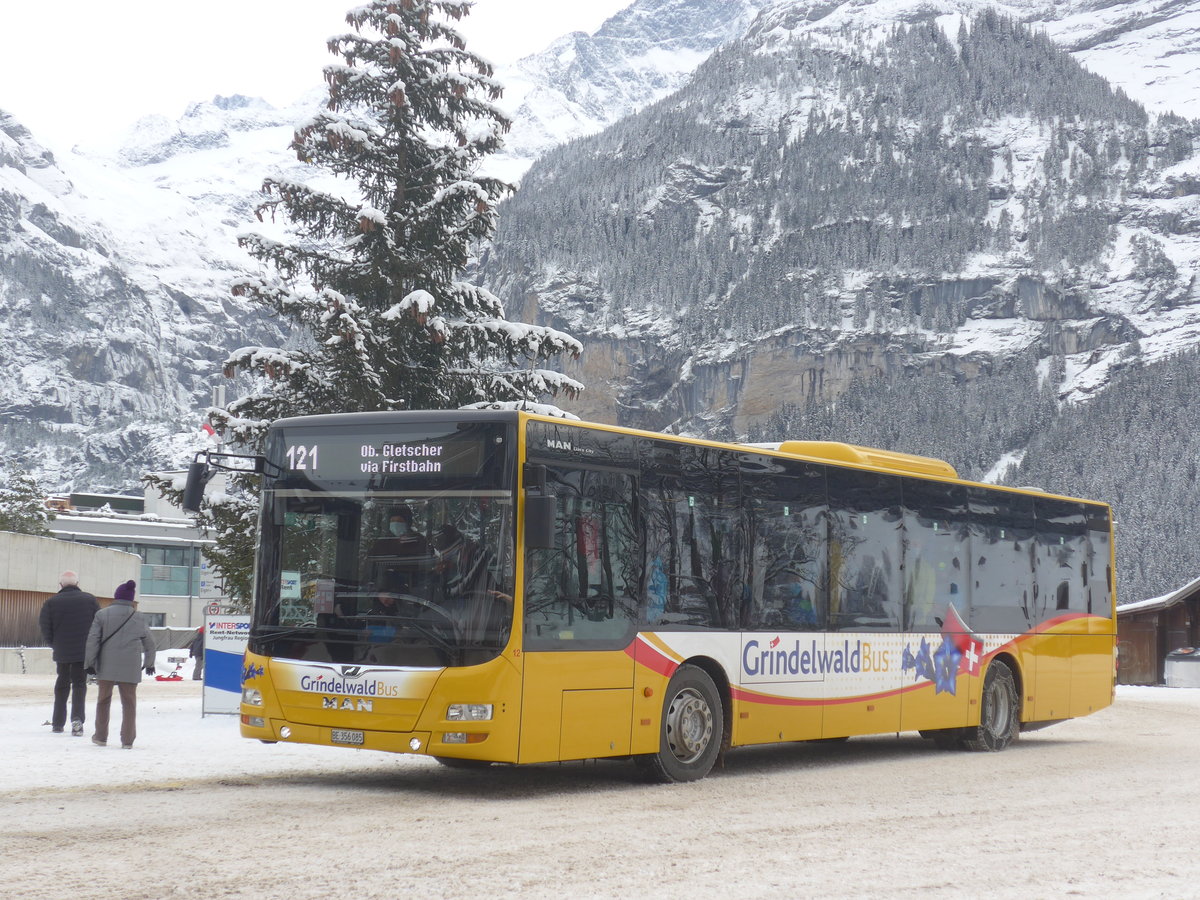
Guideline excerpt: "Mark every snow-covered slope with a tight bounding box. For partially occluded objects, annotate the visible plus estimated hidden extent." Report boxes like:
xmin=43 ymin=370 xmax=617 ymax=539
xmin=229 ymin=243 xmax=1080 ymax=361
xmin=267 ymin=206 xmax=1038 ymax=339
xmin=0 ymin=102 xmax=298 ymax=488
xmin=750 ymin=0 xmax=1200 ymax=118
xmin=482 ymin=2 xmax=1200 ymax=437
xmin=745 ymin=0 xmax=1200 ymax=402
xmin=1027 ymin=0 xmax=1200 ymax=119
xmin=493 ymin=0 xmax=774 ymax=179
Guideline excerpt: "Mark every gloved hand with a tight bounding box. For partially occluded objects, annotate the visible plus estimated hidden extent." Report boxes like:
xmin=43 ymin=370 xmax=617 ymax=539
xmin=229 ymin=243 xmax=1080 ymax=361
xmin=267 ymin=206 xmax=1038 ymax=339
xmin=85 ymin=667 xmax=96 ymax=676
xmin=144 ymin=666 xmax=156 ymax=676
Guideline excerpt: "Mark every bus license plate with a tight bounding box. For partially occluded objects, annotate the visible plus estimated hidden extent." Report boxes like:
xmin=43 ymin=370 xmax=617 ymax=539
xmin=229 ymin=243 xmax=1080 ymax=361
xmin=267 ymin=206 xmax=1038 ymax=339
xmin=331 ymin=729 xmax=364 ymax=745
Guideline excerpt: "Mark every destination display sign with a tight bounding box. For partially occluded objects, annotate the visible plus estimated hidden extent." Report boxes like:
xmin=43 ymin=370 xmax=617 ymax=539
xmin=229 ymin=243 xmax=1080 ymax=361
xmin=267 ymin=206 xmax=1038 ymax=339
xmin=270 ymin=422 xmax=506 ymax=487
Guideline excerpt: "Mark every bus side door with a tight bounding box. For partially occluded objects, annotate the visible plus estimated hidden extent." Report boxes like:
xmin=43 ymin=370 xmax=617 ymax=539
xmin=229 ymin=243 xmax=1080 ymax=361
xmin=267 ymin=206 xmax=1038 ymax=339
xmin=519 ymin=466 xmax=640 ymax=763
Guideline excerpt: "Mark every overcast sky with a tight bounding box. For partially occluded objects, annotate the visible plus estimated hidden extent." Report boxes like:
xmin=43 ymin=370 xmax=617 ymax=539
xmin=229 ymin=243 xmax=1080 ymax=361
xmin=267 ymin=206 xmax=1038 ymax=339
xmin=0 ymin=0 xmax=630 ymax=154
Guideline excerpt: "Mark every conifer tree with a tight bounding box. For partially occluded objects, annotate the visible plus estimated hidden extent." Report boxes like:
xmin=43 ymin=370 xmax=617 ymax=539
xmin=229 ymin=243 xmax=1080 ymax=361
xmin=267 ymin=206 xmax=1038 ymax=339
xmin=220 ymin=0 xmax=582 ymax=446
xmin=150 ymin=0 xmax=583 ymax=604
xmin=0 ymin=468 xmax=52 ymax=536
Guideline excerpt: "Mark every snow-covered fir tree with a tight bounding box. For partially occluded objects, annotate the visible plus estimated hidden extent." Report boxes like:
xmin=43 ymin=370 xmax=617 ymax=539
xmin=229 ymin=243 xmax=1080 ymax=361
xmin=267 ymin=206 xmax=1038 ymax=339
xmin=150 ymin=0 xmax=583 ymax=603
xmin=222 ymin=0 xmax=582 ymax=440
xmin=0 ymin=468 xmax=52 ymax=536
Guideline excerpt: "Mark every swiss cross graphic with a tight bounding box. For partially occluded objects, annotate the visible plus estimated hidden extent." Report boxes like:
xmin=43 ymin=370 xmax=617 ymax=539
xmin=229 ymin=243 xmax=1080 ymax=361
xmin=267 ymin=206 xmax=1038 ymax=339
xmin=941 ymin=604 xmax=984 ymax=676
xmin=962 ymin=638 xmax=983 ymax=676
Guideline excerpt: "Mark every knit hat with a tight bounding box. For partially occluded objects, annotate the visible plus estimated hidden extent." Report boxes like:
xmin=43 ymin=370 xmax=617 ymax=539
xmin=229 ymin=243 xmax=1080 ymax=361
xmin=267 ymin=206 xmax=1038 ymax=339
xmin=114 ymin=580 xmax=137 ymax=602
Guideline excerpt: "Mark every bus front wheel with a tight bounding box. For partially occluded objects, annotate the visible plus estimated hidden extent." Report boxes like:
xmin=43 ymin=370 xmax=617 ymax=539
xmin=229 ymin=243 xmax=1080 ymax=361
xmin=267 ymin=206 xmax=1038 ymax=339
xmin=963 ymin=660 xmax=1019 ymax=752
xmin=641 ymin=664 xmax=723 ymax=783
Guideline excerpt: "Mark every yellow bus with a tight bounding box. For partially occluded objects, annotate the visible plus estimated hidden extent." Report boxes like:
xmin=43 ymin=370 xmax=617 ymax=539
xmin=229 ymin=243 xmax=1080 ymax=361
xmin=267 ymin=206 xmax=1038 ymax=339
xmin=193 ymin=409 xmax=1115 ymax=782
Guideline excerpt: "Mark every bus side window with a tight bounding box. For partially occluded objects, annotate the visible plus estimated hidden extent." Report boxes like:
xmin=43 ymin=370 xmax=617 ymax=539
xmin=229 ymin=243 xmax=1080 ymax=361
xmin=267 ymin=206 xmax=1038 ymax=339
xmin=524 ymin=467 xmax=638 ymax=649
xmin=968 ymin=488 xmax=1034 ymax=632
xmin=1084 ymin=505 xmax=1112 ymax=616
xmin=827 ymin=467 xmax=903 ymax=632
xmin=901 ymin=478 xmax=969 ymax=633
xmin=744 ymin=459 xmax=828 ymax=631
xmin=1034 ymin=498 xmax=1089 ymax=620
xmin=640 ymin=444 xmax=742 ymax=629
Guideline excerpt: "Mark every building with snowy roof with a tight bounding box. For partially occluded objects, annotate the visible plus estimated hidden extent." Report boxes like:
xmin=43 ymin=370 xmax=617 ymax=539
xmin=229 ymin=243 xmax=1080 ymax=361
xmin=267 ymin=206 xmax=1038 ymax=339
xmin=43 ymin=482 xmax=225 ymax=630
xmin=1116 ymin=576 xmax=1200 ymax=685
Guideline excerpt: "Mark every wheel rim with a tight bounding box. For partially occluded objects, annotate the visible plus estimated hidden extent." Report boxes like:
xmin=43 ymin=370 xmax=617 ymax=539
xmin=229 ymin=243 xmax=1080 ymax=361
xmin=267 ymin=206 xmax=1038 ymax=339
xmin=665 ymin=687 xmax=713 ymax=764
xmin=984 ymin=680 xmax=1011 ymax=736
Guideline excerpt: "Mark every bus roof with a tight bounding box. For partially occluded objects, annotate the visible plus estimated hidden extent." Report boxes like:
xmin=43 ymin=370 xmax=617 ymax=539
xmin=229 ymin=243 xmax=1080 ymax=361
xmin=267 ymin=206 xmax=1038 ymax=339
xmin=520 ymin=411 xmax=1107 ymax=508
xmin=265 ymin=409 xmax=1102 ymax=508
xmin=759 ymin=441 xmax=958 ymax=479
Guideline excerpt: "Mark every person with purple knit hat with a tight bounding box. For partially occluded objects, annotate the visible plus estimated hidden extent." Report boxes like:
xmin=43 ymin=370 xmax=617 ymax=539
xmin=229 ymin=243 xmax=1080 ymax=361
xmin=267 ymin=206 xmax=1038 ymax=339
xmin=84 ymin=580 xmax=157 ymax=749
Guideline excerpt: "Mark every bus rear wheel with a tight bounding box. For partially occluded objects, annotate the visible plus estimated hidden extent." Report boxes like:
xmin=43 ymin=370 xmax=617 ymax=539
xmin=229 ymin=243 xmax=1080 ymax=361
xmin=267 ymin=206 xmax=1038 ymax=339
xmin=640 ymin=665 xmax=723 ymax=783
xmin=963 ymin=660 xmax=1019 ymax=752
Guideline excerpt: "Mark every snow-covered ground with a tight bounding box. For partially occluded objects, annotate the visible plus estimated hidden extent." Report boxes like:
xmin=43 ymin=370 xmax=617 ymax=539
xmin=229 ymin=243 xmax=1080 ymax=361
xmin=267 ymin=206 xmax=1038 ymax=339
xmin=4 ymin=676 xmax=1200 ymax=899
xmin=1 ymin=673 xmax=1195 ymax=794
xmin=0 ymin=671 xmax=416 ymax=794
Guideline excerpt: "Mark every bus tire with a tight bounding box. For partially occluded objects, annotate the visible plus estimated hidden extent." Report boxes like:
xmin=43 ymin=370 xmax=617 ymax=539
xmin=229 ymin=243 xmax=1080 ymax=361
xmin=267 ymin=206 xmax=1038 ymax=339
xmin=434 ymin=756 xmax=493 ymax=769
xmin=962 ymin=660 xmax=1019 ymax=752
xmin=642 ymin=664 xmax=723 ymax=783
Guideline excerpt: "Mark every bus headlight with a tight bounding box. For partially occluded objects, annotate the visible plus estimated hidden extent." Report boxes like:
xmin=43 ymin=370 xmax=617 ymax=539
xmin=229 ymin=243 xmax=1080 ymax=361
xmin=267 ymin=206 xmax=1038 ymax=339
xmin=242 ymin=688 xmax=263 ymax=706
xmin=446 ymin=703 xmax=492 ymax=721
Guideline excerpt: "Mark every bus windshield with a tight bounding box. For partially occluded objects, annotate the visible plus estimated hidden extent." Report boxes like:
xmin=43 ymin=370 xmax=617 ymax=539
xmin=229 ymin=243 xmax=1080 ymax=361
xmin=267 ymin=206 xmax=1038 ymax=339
xmin=251 ymin=417 xmax=516 ymax=667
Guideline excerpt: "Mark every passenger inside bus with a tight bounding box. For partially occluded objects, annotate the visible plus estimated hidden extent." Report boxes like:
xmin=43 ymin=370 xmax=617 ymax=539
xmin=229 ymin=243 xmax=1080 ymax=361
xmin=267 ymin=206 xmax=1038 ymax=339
xmin=368 ymin=591 xmax=400 ymax=616
xmin=368 ymin=505 xmax=431 ymax=595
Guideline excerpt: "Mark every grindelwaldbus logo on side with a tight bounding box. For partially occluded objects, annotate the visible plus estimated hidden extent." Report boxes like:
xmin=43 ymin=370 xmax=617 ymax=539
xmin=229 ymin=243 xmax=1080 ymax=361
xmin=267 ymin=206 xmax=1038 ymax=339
xmin=741 ymin=637 xmax=890 ymax=677
xmin=298 ymin=674 xmax=401 ymax=697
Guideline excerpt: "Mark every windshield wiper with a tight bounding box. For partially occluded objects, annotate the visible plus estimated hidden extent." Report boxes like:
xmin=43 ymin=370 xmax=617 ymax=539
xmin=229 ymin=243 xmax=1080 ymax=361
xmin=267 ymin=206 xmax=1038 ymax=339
xmin=403 ymin=618 xmax=460 ymax=665
xmin=255 ymin=619 xmax=460 ymax=666
xmin=254 ymin=625 xmax=324 ymax=642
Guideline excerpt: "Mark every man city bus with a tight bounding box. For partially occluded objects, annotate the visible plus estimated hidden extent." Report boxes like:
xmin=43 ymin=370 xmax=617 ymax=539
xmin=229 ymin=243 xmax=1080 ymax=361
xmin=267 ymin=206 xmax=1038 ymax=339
xmin=184 ymin=409 xmax=1116 ymax=781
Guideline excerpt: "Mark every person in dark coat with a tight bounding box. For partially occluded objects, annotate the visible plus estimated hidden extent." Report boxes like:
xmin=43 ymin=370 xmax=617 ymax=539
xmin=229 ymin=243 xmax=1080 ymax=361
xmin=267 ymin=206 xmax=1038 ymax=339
xmin=189 ymin=625 xmax=204 ymax=680
xmin=38 ymin=571 xmax=100 ymax=735
xmin=84 ymin=580 xmax=157 ymax=749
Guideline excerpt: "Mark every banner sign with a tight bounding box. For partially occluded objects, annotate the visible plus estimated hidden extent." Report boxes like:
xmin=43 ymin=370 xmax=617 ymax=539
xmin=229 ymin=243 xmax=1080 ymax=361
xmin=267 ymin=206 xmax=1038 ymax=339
xmin=202 ymin=615 xmax=250 ymax=716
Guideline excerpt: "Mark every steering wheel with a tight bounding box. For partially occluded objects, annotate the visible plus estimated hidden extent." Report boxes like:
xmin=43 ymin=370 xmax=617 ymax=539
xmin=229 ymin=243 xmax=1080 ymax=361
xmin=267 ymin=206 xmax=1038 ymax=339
xmin=393 ymin=593 xmax=459 ymax=641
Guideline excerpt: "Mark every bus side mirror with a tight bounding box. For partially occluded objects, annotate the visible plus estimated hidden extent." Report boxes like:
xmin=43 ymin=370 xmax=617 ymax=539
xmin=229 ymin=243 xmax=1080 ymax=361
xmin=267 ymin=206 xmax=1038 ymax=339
xmin=182 ymin=460 xmax=213 ymax=513
xmin=525 ymin=494 xmax=556 ymax=550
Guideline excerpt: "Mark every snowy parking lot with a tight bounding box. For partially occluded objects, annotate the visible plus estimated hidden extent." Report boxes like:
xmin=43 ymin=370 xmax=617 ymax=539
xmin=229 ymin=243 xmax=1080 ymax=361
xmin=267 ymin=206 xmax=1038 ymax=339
xmin=2 ymin=676 xmax=1198 ymax=899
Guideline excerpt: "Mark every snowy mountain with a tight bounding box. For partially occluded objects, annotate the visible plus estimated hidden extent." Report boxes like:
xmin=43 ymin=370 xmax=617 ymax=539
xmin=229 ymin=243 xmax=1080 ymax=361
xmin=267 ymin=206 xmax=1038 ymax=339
xmin=0 ymin=0 xmax=779 ymax=491
xmin=484 ymin=3 xmax=1200 ymax=430
xmin=1021 ymin=0 xmax=1200 ymax=120
xmin=0 ymin=102 xmax=299 ymax=489
xmin=0 ymin=0 xmax=1198 ymax=597
xmin=741 ymin=0 xmax=1200 ymax=119
xmin=475 ymin=0 xmax=1200 ymax=600
xmin=493 ymin=0 xmax=774 ymax=179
